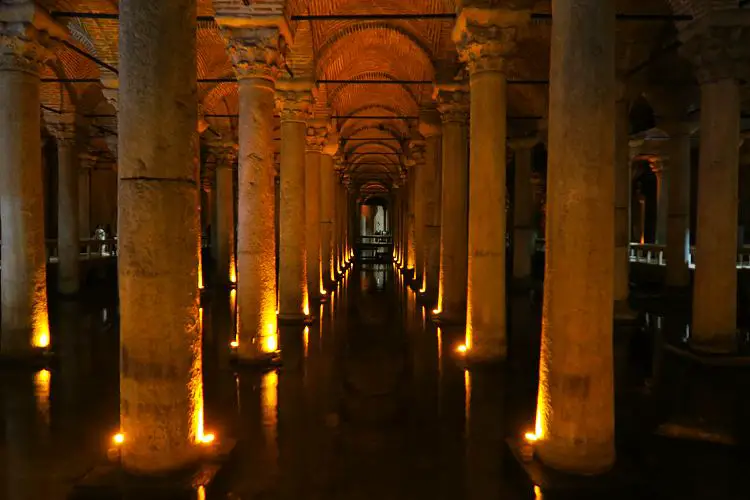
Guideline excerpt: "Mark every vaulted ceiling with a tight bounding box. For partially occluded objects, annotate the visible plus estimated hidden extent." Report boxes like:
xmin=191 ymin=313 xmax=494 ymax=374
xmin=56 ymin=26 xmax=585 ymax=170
xmin=35 ymin=0 xmax=748 ymax=191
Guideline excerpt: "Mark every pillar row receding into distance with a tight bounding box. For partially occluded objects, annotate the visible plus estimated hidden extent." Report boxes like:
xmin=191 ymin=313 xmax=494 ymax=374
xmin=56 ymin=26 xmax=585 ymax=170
xmin=320 ymin=138 xmax=337 ymax=288
xmin=536 ymin=0 xmax=616 ymax=474
xmin=410 ymin=141 xmax=426 ymax=287
xmin=0 ymin=20 xmax=52 ymax=355
xmin=277 ymin=84 xmax=313 ymax=321
xmin=434 ymin=86 xmax=469 ymax=323
xmin=419 ymin=106 xmax=442 ymax=299
xmin=119 ymin=0 xmax=202 ymax=472
xmin=47 ymin=113 xmax=81 ymax=296
xmin=680 ymin=17 xmax=748 ymax=353
xmin=223 ymin=24 xmax=286 ymax=359
xmin=455 ymin=8 xmax=527 ymax=361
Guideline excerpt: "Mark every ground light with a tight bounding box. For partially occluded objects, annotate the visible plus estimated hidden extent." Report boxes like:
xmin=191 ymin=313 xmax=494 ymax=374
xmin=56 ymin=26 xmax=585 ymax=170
xmin=113 ymin=433 xmax=125 ymax=445
xmin=199 ymin=433 xmax=215 ymax=445
xmin=456 ymin=344 xmax=468 ymax=354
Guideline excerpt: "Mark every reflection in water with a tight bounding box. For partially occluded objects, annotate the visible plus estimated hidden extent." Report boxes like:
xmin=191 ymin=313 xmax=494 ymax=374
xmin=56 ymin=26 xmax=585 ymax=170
xmin=33 ymin=369 xmax=51 ymax=427
xmin=262 ymin=370 xmax=279 ymax=437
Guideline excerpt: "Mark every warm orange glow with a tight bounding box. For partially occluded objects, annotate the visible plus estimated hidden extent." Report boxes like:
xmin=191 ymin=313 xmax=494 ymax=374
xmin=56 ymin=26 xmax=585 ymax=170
xmin=33 ymin=324 xmax=50 ymax=348
xmin=113 ymin=432 xmax=125 ymax=445
xmin=456 ymin=344 xmax=468 ymax=354
xmin=534 ymin=485 xmax=542 ymax=499
xmin=197 ymin=485 xmax=206 ymax=500
xmin=321 ymin=289 xmax=328 ymax=296
xmin=303 ymin=326 xmax=309 ymax=356
xmin=263 ymin=323 xmax=279 ymax=353
xmin=199 ymin=433 xmax=215 ymax=445
xmin=230 ymin=340 xmax=239 ymax=348
xmin=432 ymin=308 xmax=441 ymax=315
xmin=525 ymin=432 xmax=539 ymax=443
xmin=34 ymin=369 xmax=51 ymax=425
xmin=229 ymin=258 xmax=237 ymax=284
xmin=191 ymin=306 xmax=206 ymax=445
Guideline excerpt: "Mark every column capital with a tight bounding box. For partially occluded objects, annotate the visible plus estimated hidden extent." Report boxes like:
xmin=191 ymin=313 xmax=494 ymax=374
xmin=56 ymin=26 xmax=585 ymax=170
xmin=78 ymin=152 xmax=97 ymax=170
xmin=208 ymin=140 xmax=238 ymax=168
xmin=275 ymin=83 xmax=313 ymax=122
xmin=0 ymin=23 xmax=54 ymax=75
xmin=453 ymin=8 xmax=530 ymax=75
xmin=408 ymin=140 xmax=426 ymax=165
xmin=418 ymin=106 xmax=442 ymax=138
xmin=678 ymin=11 xmax=750 ymax=84
xmin=101 ymin=72 xmax=119 ymax=111
xmin=305 ymin=122 xmax=328 ymax=152
xmin=323 ymin=130 xmax=339 ymax=156
xmin=434 ymin=85 xmax=470 ymax=123
xmin=222 ymin=26 xmax=287 ymax=81
xmin=44 ymin=111 xmax=76 ymax=144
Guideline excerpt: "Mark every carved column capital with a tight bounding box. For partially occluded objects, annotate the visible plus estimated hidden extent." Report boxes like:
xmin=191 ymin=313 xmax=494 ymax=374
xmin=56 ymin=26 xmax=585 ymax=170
xmin=434 ymin=86 xmax=470 ymax=123
xmin=678 ymin=13 xmax=750 ymax=84
xmin=276 ymin=88 xmax=313 ymax=122
xmin=418 ymin=106 xmax=442 ymax=138
xmin=0 ymin=23 xmax=54 ymax=75
xmin=305 ymin=123 xmax=328 ymax=152
xmin=453 ymin=9 xmax=530 ymax=75
xmin=223 ymin=27 xmax=286 ymax=81
xmin=44 ymin=112 xmax=76 ymax=145
xmin=208 ymin=141 xmax=238 ymax=168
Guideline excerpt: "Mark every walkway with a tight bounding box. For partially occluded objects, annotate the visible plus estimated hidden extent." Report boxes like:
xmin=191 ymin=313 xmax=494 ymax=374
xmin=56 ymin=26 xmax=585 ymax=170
xmin=0 ymin=267 xmax=749 ymax=499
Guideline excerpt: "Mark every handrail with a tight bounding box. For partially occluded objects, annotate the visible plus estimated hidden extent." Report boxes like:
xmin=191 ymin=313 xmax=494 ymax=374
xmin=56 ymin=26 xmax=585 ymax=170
xmin=0 ymin=238 xmax=118 ymax=264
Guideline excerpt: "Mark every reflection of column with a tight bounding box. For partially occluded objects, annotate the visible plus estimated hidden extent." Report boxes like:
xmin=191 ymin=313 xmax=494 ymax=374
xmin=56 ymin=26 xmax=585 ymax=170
xmin=456 ymin=9 xmax=527 ymax=361
xmin=536 ymin=0 xmax=615 ymax=474
xmin=420 ymin=107 xmax=443 ymax=298
xmin=509 ymin=138 xmax=537 ymax=283
xmin=0 ymin=23 xmax=51 ymax=354
xmin=435 ymin=86 xmax=469 ymax=322
xmin=662 ymin=123 xmax=692 ymax=288
xmin=651 ymin=160 xmax=669 ymax=245
xmin=48 ymin=115 xmax=81 ymax=295
xmin=277 ymin=86 xmax=312 ymax=321
xmin=614 ymin=96 xmax=634 ymax=319
xmin=681 ymin=27 xmax=741 ymax=353
xmin=119 ymin=0 xmax=201 ymax=472
xmin=305 ymin=123 xmax=326 ymax=302
xmin=223 ymin=27 xmax=283 ymax=359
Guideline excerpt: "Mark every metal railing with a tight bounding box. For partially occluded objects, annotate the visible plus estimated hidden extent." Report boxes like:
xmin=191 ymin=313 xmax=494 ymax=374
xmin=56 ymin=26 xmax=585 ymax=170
xmin=0 ymin=238 xmax=118 ymax=265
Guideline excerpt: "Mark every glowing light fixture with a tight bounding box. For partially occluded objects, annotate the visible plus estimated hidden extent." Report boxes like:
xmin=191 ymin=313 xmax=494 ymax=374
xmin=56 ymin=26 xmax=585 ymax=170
xmin=113 ymin=433 xmax=125 ymax=445
xmin=524 ymin=431 xmax=539 ymax=443
xmin=456 ymin=344 xmax=468 ymax=354
xmin=199 ymin=433 xmax=215 ymax=445
xmin=33 ymin=329 xmax=50 ymax=349
xmin=230 ymin=340 xmax=239 ymax=348
xmin=263 ymin=333 xmax=278 ymax=353
xmin=432 ymin=308 xmax=441 ymax=315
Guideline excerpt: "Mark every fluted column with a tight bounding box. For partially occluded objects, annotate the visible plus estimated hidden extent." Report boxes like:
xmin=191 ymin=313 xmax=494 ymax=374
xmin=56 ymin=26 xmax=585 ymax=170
xmin=320 ymin=141 xmax=337 ymax=288
xmin=536 ymin=0 xmax=616 ymax=474
xmin=434 ymin=86 xmax=469 ymax=323
xmin=419 ymin=107 xmax=443 ymax=299
xmin=662 ymin=122 xmax=692 ymax=289
xmin=305 ymin=123 xmax=326 ymax=301
xmin=47 ymin=114 xmax=81 ymax=295
xmin=680 ymin=21 xmax=747 ymax=353
xmin=119 ymin=0 xmax=201 ymax=472
xmin=455 ymin=9 xmax=528 ymax=361
xmin=223 ymin=26 xmax=284 ymax=359
xmin=509 ymin=137 xmax=537 ymax=285
xmin=0 ymin=22 xmax=52 ymax=355
xmin=277 ymin=86 xmax=313 ymax=321
xmin=211 ymin=142 xmax=237 ymax=286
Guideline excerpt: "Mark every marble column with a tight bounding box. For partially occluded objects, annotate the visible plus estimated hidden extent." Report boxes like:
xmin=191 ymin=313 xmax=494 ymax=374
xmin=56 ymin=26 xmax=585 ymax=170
xmin=224 ymin=27 xmax=284 ymax=359
xmin=305 ymin=123 xmax=326 ymax=302
xmin=509 ymin=138 xmax=537 ymax=285
xmin=536 ymin=0 xmax=616 ymax=474
xmin=662 ymin=123 xmax=692 ymax=289
xmin=119 ymin=0 xmax=201 ymax=472
xmin=0 ymin=24 xmax=51 ymax=355
xmin=681 ymin=29 xmax=743 ymax=352
xmin=419 ymin=107 xmax=443 ymax=299
xmin=49 ymin=116 xmax=81 ymax=295
xmin=455 ymin=9 xmax=527 ymax=361
xmin=434 ymin=86 xmax=469 ymax=323
xmin=277 ymin=86 xmax=312 ymax=321
xmin=652 ymin=160 xmax=669 ymax=245
xmin=320 ymin=145 xmax=336 ymax=288
xmin=614 ymin=97 xmax=635 ymax=319
xmin=212 ymin=143 xmax=237 ymax=286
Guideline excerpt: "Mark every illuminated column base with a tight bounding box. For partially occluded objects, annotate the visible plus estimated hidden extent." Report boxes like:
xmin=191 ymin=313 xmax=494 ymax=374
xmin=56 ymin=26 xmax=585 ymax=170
xmin=118 ymin=0 xmax=203 ymax=473
xmin=0 ymin=28 xmax=50 ymax=356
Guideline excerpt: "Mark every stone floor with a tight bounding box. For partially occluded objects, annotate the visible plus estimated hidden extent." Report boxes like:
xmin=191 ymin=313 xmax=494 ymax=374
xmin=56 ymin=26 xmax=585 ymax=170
xmin=1 ymin=264 xmax=750 ymax=499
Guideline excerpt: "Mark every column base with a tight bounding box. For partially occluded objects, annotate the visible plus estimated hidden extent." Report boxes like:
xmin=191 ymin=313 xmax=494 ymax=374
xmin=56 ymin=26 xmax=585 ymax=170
xmin=277 ymin=313 xmax=313 ymax=325
xmin=459 ymin=344 xmax=507 ymax=366
xmin=505 ymin=437 xmax=640 ymax=493
xmin=655 ymin=419 xmax=737 ymax=446
xmin=431 ymin=310 xmax=466 ymax=325
xmin=71 ymin=439 xmax=236 ymax=500
xmin=613 ymin=300 xmax=639 ymax=324
xmin=232 ymin=350 xmax=282 ymax=368
xmin=666 ymin=338 xmax=750 ymax=366
xmin=0 ymin=348 xmax=53 ymax=369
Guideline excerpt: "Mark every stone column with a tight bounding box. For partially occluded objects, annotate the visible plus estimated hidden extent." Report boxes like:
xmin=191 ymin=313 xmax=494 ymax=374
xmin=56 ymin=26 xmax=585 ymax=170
xmin=455 ymin=9 xmax=527 ymax=361
xmin=614 ymin=96 xmax=635 ymax=319
xmin=411 ymin=141 xmax=426 ymax=286
xmin=662 ymin=123 xmax=692 ymax=289
xmin=434 ymin=86 xmax=469 ymax=323
xmin=211 ymin=143 xmax=237 ymax=286
xmin=680 ymin=22 xmax=746 ymax=353
xmin=78 ymin=154 xmax=94 ymax=238
xmin=305 ymin=123 xmax=326 ymax=302
xmin=333 ymin=174 xmax=342 ymax=275
xmin=405 ymin=168 xmax=417 ymax=277
xmin=536 ymin=0 xmax=616 ymax=474
xmin=652 ymin=160 xmax=669 ymax=245
xmin=48 ymin=114 xmax=81 ymax=295
xmin=0 ymin=22 xmax=52 ymax=355
xmin=277 ymin=85 xmax=313 ymax=321
xmin=223 ymin=27 xmax=284 ymax=358
xmin=509 ymin=137 xmax=537 ymax=285
xmin=419 ymin=107 xmax=443 ymax=299
xmin=343 ymin=177 xmax=352 ymax=264
xmin=119 ymin=0 xmax=201 ymax=472
xmin=320 ymin=142 xmax=336 ymax=288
